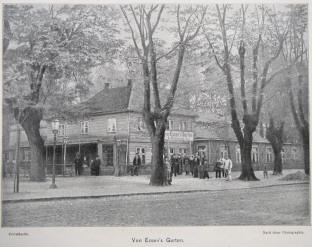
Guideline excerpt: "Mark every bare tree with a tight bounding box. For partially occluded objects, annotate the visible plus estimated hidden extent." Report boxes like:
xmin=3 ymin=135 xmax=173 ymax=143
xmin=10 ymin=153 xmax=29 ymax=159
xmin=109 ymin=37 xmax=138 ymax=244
xmin=203 ymin=5 xmax=289 ymax=180
xmin=121 ymin=5 xmax=206 ymax=185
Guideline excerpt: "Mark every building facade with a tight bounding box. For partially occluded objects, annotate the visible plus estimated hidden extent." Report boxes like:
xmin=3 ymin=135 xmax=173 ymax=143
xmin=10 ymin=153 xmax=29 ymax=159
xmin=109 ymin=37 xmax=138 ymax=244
xmin=3 ymin=81 xmax=304 ymax=177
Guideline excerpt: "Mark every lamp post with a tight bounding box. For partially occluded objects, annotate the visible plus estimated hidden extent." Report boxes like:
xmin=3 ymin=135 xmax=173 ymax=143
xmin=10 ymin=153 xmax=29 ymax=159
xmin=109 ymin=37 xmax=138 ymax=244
xmin=50 ymin=119 xmax=59 ymax=189
xmin=63 ymin=136 xmax=69 ymax=176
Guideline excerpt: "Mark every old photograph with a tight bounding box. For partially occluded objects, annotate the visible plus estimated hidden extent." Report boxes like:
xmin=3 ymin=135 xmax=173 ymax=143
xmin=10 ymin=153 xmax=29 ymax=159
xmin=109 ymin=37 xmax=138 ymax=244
xmin=1 ymin=2 xmax=310 ymax=228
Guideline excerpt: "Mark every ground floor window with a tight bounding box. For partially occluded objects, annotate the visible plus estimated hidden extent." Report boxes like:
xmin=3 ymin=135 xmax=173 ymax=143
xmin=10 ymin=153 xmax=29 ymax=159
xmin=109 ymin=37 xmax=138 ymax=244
xmin=235 ymin=145 xmax=241 ymax=163
xmin=219 ymin=144 xmax=228 ymax=159
xmin=281 ymin=148 xmax=286 ymax=163
xmin=266 ymin=147 xmax=273 ymax=163
xmin=252 ymin=146 xmax=259 ymax=163
xmin=179 ymin=148 xmax=187 ymax=155
xmin=197 ymin=145 xmax=206 ymax=157
xmin=291 ymin=147 xmax=297 ymax=160
xmin=22 ymin=149 xmax=31 ymax=161
xmin=136 ymin=147 xmax=146 ymax=165
xmin=168 ymin=147 xmax=174 ymax=156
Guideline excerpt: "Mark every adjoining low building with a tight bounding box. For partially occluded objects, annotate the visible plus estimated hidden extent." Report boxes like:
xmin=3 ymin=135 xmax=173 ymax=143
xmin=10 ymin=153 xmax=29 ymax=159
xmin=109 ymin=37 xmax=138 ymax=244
xmin=193 ymin=113 xmax=304 ymax=171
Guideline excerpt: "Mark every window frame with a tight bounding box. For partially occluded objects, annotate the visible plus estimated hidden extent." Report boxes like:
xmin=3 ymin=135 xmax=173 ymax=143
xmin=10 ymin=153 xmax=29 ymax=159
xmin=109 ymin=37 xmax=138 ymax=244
xmin=107 ymin=118 xmax=117 ymax=133
xmin=251 ymin=146 xmax=259 ymax=163
xmin=136 ymin=147 xmax=146 ymax=165
xmin=266 ymin=147 xmax=273 ymax=163
xmin=58 ymin=123 xmax=66 ymax=137
xmin=80 ymin=121 xmax=89 ymax=134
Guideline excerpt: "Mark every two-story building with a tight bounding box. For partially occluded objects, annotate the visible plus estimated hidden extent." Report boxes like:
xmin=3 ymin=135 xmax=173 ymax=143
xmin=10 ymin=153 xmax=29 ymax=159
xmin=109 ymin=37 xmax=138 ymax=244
xmin=3 ymin=79 xmax=196 ymax=176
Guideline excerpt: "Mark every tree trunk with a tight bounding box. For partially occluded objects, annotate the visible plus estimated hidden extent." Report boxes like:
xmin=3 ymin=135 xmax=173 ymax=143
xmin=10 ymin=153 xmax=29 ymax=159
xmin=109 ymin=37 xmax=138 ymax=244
xmin=239 ymin=128 xmax=259 ymax=181
xmin=149 ymin=128 xmax=167 ymax=186
xmin=273 ymin=150 xmax=282 ymax=175
xmin=19 ymin=107 xmax=46 ymax=181
xmin=302 ymin=127 xmax=309 ymax=175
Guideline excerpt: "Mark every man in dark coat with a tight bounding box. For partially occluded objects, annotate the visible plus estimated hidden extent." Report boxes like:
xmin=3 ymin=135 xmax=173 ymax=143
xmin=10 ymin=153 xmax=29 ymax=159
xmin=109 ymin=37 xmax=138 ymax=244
xmin=193 ymin=153 xmax=200 ymax=178
xmin=94 ymin=155 xmax=101 ymax=176
xmin=74 ymin=152 xmax=82 ymax=176
xmin=184 ymin=155 xmax=190 ymax=175
xmin=177 ymin=154 xmax=183 ymax=175
xmin=133 ymin=153 xmax=141 ymax=176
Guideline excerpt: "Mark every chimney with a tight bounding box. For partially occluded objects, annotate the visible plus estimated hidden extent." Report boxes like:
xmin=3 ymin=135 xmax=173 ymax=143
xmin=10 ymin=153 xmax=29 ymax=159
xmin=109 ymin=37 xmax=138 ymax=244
xmin=127 ymin=79 xmax=132 ymax=88
xmin=104 ymin=83 xmax=110 ymax=89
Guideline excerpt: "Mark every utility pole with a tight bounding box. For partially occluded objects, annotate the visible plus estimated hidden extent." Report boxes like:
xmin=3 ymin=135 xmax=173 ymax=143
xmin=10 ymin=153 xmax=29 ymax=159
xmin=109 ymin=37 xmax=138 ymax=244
xmin=14 ymin=124 xmax=21 ymax=193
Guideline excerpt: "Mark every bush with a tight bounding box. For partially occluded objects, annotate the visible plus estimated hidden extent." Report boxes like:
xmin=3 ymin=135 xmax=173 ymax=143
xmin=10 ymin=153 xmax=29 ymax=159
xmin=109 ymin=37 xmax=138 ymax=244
xmin=279 ymin=171 xmax=309 ymax=181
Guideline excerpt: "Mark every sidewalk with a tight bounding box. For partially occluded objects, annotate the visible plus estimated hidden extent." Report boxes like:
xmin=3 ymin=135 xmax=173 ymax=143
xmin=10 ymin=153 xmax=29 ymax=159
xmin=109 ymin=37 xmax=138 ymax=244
xmin=2 ymin=169 xmax=309 ymax=203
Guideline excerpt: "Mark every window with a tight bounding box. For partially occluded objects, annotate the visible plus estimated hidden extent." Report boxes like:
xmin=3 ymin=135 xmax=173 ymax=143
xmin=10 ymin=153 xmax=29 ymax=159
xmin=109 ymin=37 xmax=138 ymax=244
xmin=235 ymin=145 xmax=241 ymax=163
xmin=281 ymin=148 xmax=286 ymax=163
xmin=197 ymin=145 xmax=206 ymax=157
xmin=179 ymin=148 xmax=187 ymax=154
xmin=220 ymin=144 xmax=228 ymax=159
xmin=291 ymin=147 xmax=297 ymax=160
xmin=136 ymin=147 xmax=145 ymax=164
xmin=58 ymin=123 xmax=66 ymax=136
xmin=179 ymin=121 xmax=187 ymax=131
xmin=266 ymin=147 xmax=273 ymax=163
xmin=107 ymin=118 xmax=117 ymax=132
xmin=167 ymin=120 xmax=174 ymax=130
xmin=22 ymin=149 xmax=31 ymax=161
xmin=137 ymin=118 xmax=145 ymax=131
xmin=252 ymin=146 xmax=259 ymax=163
xmin=80 ymin=121 xmax=89 ymax=134
xmin=169 ymin=148 xmax=174 ymax=156
xmin=4 ymin=152 xmax=9 ymax=162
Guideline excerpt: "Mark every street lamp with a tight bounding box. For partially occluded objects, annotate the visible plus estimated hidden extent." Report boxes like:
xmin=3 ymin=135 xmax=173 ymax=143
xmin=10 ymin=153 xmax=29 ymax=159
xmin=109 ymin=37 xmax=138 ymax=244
xmin=63 ymin=136 xmax=69 ymax=176
xmin=50 ymin=119 xmax=59 ymax=189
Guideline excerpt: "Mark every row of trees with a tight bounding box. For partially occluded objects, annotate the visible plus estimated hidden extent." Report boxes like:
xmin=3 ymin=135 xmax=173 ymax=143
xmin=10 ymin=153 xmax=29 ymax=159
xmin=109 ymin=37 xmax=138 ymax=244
xmin=3 ymin=4 xmax=308 ymax=184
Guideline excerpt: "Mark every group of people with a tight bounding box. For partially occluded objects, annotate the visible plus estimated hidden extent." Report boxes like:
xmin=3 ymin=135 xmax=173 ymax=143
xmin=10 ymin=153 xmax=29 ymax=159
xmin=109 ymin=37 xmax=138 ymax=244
xmin=73 ymin=152 xmax=101 ymax=176
xmin=164 ymin=152 xmax=233 ymax=185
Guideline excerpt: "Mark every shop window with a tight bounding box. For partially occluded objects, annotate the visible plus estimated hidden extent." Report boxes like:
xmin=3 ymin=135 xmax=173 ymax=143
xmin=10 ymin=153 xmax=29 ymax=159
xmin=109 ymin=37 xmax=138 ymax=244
xmin=266 ymin=147 xmax=273 ymax=163
xmin=179 ymin=148 xmax=187 ymax=154
xmin=291 ymin=147 xmax=297 ymax=160
xmin=58 ymin=123 xmax=66 ymax=136
xmin=136 ymin=147 xmax=146 ymax=165
xmin=252 ymin=146 xmax=259 ymax=163
xmin=235 ymin=145 xmax=241 ymax=163
xmin=107 ymin=118 xmax=117 ymax=132
xmin=169 ymin=148 xmax=174 ymax=156
xmin=80 ymin=121 xmax=89 ymax=134
xmin=220 ymin=144 xmax=228 ymax=159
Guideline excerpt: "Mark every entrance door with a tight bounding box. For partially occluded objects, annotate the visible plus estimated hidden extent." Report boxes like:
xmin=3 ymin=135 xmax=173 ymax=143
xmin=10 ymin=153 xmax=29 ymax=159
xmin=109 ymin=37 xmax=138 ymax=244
xmin=102 ymin=144 xmax=114 ymax=166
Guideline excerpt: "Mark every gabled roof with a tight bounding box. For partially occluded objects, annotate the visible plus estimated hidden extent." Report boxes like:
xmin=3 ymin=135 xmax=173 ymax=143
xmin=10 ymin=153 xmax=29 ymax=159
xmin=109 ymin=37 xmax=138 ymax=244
xmin=74 ymin=79 xmax=197 ymax=117
xmin=75 ymin=84 xmax=132 ymax=115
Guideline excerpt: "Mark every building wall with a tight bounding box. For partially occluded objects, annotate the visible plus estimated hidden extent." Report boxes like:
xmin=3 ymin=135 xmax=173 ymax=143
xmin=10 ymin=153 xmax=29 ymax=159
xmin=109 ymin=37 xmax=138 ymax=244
xmin=194 ymin=140 xmax=305 ymax=171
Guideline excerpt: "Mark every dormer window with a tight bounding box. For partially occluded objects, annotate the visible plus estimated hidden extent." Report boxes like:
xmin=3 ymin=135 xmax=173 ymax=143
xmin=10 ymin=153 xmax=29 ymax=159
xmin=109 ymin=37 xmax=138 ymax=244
xmin=107 ymin=118 xmax=117 ymax=132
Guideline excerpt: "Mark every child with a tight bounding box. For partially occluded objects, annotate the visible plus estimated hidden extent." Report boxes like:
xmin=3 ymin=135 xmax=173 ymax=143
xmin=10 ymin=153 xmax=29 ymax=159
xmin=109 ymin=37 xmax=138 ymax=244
xmin=263 ymin=165 xmax=268 ymax=179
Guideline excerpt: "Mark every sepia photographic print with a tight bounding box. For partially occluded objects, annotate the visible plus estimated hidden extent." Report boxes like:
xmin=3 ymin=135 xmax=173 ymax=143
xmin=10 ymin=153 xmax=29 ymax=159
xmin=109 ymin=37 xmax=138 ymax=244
xmin=0 ymin=0 xmax=311 ymax=246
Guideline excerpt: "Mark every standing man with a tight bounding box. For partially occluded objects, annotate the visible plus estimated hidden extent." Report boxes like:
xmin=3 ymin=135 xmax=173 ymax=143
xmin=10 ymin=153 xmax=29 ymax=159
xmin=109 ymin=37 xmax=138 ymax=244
xmin=133 ymin=152 xmax=141 ymax=176
xmin=224 ymin=154 xmax=233 ymax=181
xmin=94 ymin=155 xmax=101 ymax=176
xmin=74 ymin=152 xmax=82 ymax=176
